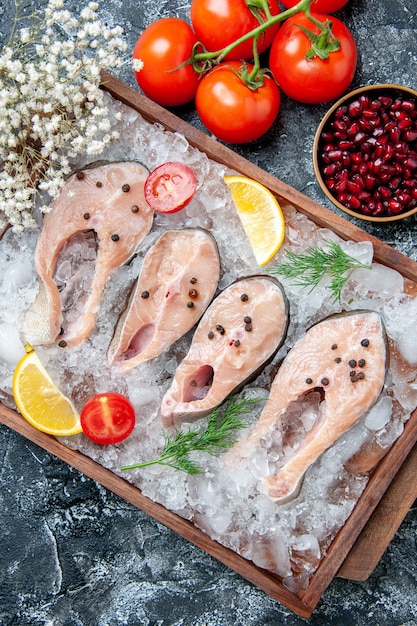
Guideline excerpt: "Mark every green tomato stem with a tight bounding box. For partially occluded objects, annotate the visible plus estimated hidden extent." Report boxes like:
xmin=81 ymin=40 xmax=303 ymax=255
xmin=192 ymin=0 xmax=313 ymax=65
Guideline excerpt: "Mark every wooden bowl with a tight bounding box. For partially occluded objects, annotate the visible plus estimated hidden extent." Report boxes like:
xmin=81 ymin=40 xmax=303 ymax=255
xmin=313 ymin=84 xmax=417 ymax=222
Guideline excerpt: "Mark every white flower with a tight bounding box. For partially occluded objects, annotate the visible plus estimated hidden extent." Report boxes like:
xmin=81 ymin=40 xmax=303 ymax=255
xmin=132 ymin=58 xmax=144 ymax=72
xmin=0 ymin=0 xmax=127 ymax=232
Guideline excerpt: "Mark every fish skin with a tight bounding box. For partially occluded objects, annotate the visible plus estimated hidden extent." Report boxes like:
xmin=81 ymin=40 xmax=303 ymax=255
xmin=23 ymin=162 xmax=153 ymax=347
xmin=108 ymin=228 xmax=220 ymax=370
xmin=160 ymin=275 xmax=289 ymax=428
xmin=231 ymin=310 xmax=388 ymax=504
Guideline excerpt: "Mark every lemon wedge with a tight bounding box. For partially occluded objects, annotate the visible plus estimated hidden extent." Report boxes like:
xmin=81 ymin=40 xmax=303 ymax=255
xmin=224 ymin=175 xmax=285 ymax=266
xmin=12 ymin=344 xmax=82 ymax=436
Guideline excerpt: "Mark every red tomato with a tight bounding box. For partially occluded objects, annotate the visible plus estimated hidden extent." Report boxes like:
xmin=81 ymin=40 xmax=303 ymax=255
xmin=132 ymin=18 xmax=199 ymax=106
xmin=195 ymin=61 xmax=280 ymax=144
xmin=144 ymin=162 xmax=197 ymax=213
xmin=81 ymin=393 xmax=136 ymax=445
xmin=280 ymin=0 xmax=349 ymax=12
xmin=268 ymin=12 xmax=357 ymax=104
xmin=190 ymin=0 xmax=281 ymax=61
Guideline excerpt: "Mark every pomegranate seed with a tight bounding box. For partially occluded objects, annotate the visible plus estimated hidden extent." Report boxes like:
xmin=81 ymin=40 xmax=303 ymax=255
xmin=401 ymin=99 xmax=416 ymax=113
xmin=335 ymin=179 xmax=347 ymax=193
xmin=339 ymin=140 xmax=353 ymax=150
xmin=397 ymin=191 xmax=412 ymax=206
xmin=335 ymin=105 xmax=348 ymax=118
xmin=379 ymin=186 xmax=392 ymax=200
xmin=373 ymin=127 xmax=384 ymax=138
xmin=354 ymin=131 xmax=367 ymax=145
xmin=323 ymin=164 xmax=338 ymax=176
xmin=321 ymin=131 xmax=334 ymax=143
xmin=327 ymin=150 xmax=343 ymax=162
xmin=345 ymin=194 xmax=361 ymax=210
xmin=348 ymin=100 xmax=362 ymax=117
xmin=404 ymin=155 xmax=417 ymax=170
xmin=347 ymin=121 xmax=360 ymax=136
xmin=403 ymin=129 xmax=417 ymax=142
xmin=389 ymin=176 xmax=401 ymax=190
xmin=337 ymin=191 xmax=348 ymax=204
xmin=334 ymin=119 xmax=348 ymax=133
xmin=398 ymin=116 xmax=412 ymax=130
xmin=379 ymin=95 xmax=393 ymax=108
xmin=347 ymin=180 xmax=362 ymax=195
xmin=364 ymin=174 xmax=377 ymax=190
xmin=389 ymin=199 xmax=403 ymax=214
xmin=389 ymin=127 xmax=401 ymax=143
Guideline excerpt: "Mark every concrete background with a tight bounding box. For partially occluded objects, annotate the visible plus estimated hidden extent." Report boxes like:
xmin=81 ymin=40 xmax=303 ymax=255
xmin=1 ymin=0 xmax=417 ymax=624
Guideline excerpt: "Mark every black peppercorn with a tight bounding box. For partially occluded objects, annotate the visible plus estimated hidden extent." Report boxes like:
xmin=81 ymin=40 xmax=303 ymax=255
xmin=141 ymin=290 xmax=150 ymax=299
xmin=76 ymin=171 xmax=85 ymax=180
xmin=245 ymin=323 xmax=252 ymax=332
xmin=208 ymin=331 xmax=214 ymax=339
xmin=321 ymin=377 xmax=329 ymax=386
xmin=234 ymin=340 xmax=241 ymax=347
xmin=131 ymin=205 xmax=139 ymax=213
xmin=240 ymin=293 xmax=249 ymax=302
xmin=306 ymin=377 xmax=313 ymax=385
xmin=188 ymin=289 xmax=198 ymax=298
xmin=190 ymin=277 xmax=197 ymax=284
xmin=358 ymin=359 xmax=366 ymax=367
xmin=96 ymin=181 xmax=103 ymax=188
xmin=334 ymin=357 xmax=342 ymax=363
xmin=58 ymin=340 xmax=67 ymax=347
xmin=244 ymin=316 xmax=252 ymax=324
xmin=331 ymin=343 xmax=338 ymax=350
xmin=216 ymin=324 xmax=225 ymax=335
xmin=349 ymin=359 xmax=357 ymax=368
xmin=122 ymin=183 xmax=130 ymax=192
xmin=83 ymin=212 xmax=90 ymax=220
xmin=361 ymin=338 xmax=370 ymax=347
xmin=187 ymin=301 xmax=194 ymax=308
xmin=111 ymin=234 xmax=120 ymax=241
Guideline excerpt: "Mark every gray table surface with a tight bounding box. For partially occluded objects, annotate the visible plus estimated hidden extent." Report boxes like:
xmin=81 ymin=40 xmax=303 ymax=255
xmin=1 ymin=0 xmax=417 ymax=624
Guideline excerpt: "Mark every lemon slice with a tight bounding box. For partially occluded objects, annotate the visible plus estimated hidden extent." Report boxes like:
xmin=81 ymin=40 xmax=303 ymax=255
xmin=224 ymin=175 xmax=285 ymax=266
xmin=12 ymin=344 xmax=82 ymax=436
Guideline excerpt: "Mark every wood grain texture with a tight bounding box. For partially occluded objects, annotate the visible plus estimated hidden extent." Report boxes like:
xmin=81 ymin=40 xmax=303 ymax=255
xmin=337 ymin=442 xmax=417 ymax=581
xmin=1 ymin=72 xmax=417 ymax=618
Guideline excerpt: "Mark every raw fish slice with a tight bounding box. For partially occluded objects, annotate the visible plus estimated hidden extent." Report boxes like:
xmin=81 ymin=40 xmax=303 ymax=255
xmin=231 ymin=310 xmax=388 ymax=504
xmin=160 ymin=276 xmax=289 ymax=428
xmin=23 ymin=162 xmax=153 ymax=347
xmin=108 ymin=228 xmax=220 ymax=370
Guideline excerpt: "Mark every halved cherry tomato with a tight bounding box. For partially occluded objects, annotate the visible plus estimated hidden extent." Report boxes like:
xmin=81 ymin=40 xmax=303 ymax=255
xmin=280 ymin=0 xmax=349 ymax=12
xmin=144 ymin=162 xmax=197 ymax=213
xmin=132 ymin=18 xmax=199 ymax=107
xmin=80 ymin=393 xmax=136 ymax=445
xmin=269 ymin=12 xmax=357 ymax=104
xmin=195 ymin=61 xmax=280 ymax=144
xmin=190 ymin=0 xmax=281 ymax=61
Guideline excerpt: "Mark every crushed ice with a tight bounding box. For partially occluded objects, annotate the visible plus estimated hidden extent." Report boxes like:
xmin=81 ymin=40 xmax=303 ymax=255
xmin=0 ymin=92 xmax=416 ymax=595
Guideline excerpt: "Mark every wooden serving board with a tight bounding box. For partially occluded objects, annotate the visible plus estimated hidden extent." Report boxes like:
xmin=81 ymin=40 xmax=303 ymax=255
xmin=2 ymin=71 xmax=417 ymax=618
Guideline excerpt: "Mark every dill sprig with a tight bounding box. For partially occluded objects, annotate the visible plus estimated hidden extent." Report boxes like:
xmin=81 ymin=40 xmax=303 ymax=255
xmin=270 ymin=239 xmax=372 ymax=302
xmin=121 ymin=396 xmax=258 ymax=475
